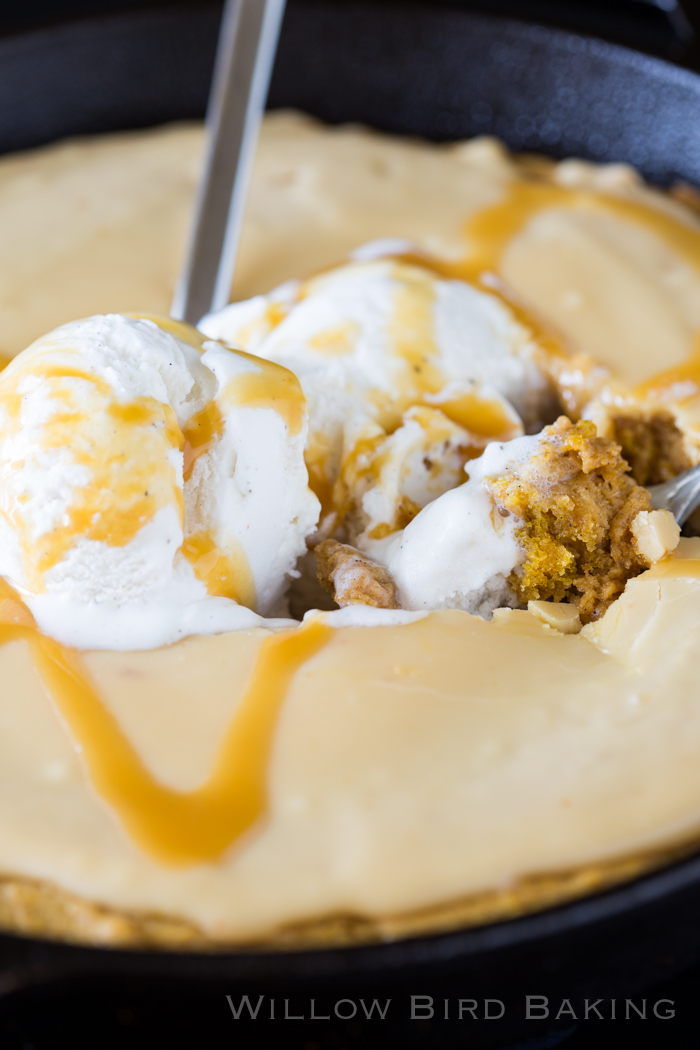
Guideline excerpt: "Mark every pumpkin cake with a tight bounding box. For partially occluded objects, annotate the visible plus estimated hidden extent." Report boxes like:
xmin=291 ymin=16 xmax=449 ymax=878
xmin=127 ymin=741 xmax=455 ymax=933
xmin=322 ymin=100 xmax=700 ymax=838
xmin=0 ymin=116 xmax=698 ymax=949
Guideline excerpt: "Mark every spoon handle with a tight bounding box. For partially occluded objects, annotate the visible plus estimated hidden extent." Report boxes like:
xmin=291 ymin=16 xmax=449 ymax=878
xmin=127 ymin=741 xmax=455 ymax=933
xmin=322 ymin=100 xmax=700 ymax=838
xmin=171 ymin=0 xmax=287 ymax=326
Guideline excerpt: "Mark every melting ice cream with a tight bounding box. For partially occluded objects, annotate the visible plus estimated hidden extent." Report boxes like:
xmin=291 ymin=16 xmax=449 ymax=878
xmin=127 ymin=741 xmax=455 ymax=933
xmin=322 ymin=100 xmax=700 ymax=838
xmin=0 ymin=314 xmax=319 ymax=649
xmin=200 ymin=257 xmax=552 ymax=536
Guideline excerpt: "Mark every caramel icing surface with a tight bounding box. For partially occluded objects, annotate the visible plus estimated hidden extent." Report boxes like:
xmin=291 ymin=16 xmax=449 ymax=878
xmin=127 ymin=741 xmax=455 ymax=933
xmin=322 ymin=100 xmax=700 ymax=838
xmin=0 ymin=547 xmax=699 ymax=941
xmin=3 ymin=111 xmax=700 ymax=388
xmin=2 ymin=115 xmax=700 ymax=941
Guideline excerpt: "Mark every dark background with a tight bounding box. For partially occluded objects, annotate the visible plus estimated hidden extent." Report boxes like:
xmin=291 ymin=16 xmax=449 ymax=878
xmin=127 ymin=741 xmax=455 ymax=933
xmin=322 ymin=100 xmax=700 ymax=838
xmin=1 ymin=1 xmax=700 ymax=1046
xmin=1 ymin=0 xmax=700 ymax=63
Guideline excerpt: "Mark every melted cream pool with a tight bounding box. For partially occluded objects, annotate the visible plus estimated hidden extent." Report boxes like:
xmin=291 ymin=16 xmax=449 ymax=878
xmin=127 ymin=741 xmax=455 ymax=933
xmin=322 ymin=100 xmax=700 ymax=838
xmin=3 ymin=113 xmax=700 ymax=944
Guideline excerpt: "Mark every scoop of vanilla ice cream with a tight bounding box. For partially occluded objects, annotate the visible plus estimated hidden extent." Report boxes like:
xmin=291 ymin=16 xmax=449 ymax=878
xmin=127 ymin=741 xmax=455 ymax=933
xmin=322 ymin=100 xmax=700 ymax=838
xmin=369 ymin=435 xmax=541 ymax=617
xmin=0 ymin=314 xmax=319 ymax=649
xmin=200 ymin=258 xmax=550 ymax=527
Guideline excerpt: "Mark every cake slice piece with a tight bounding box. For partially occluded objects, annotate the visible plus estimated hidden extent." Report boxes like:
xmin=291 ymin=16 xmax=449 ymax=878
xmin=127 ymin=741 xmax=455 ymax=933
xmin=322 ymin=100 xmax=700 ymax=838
xmin=484 ymin=417 xmax=660 ymax=622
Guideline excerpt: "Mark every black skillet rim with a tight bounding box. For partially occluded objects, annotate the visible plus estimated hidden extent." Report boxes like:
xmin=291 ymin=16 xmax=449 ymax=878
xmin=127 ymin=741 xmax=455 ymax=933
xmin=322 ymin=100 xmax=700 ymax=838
xmin=0 ymin=0 xmax=699 ymax=991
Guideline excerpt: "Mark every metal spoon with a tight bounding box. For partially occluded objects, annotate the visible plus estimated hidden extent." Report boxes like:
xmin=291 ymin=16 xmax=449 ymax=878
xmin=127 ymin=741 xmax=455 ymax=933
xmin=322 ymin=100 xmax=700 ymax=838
xmin=171 ymin=0 xmax=287 ymax=326
xmin=174 ymin=0 xmax=700 ymax=531
xmin=649 ymin=462 xmax=700 ymax=526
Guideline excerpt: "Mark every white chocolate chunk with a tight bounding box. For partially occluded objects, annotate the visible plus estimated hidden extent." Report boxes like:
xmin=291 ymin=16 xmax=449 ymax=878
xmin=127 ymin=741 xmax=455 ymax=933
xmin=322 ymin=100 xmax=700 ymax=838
xmin=527 ymin=600 xmax=582 ymax=635
xmin=631 ymin=509 xmax=681 ymax=566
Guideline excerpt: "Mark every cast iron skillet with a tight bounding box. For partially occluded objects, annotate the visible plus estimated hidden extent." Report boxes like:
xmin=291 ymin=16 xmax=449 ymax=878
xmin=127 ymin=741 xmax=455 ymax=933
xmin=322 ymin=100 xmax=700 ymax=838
xmin=1 ymin=0 xmax=700 ymax=1032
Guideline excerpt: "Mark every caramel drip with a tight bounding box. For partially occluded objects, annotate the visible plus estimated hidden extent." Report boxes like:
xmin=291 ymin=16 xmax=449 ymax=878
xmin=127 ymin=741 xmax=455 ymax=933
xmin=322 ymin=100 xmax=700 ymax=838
xmin=264 ymin=300 xmax=291 ymax=330
xmin=2 ymin=362 xmax=113 ymax=395
xmin=434 ymin=390 xmax=519 ymax=438
xmin=181 ymin=529 xmax=256 ymax=609
xmin=0 ymin=579 xmax=36 ymax=627
xmin=333 ymin=431 xmax=387 ymax=527
xmin=129 ymin=314 xmax=308 ymax=437
xmin=181 ymin=402 xmax=225 ymax=481
xmin=411 ymin=178 xmax=700 ymax=372
xmin=389 ymin=266 xmax=444 ymax=396
xmin=634 ymin=329 xmax=700 ymax=402
xmin=308 ymin=322 xmax=360 ymax=357
xmin=365 ymin=262 xmax=519 ymax=441
xmin=0 ymin=579 xmax=332 ymax=865
xmin=305 ymin=453 xmax=337 ymax=523
xmin=125 ymin=313 xmax=208 ymax=352
xmin=454 ymin=180 xmax=700 ymax=286
xmin=223 ymin=358 xmax=307 ymax=436
xmin=230 ymin=300 xmax=292 ymax=349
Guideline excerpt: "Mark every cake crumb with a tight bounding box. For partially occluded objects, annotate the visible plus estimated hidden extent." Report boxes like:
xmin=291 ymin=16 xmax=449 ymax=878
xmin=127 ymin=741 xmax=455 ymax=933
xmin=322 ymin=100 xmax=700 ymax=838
xmin=316 ymin=539 xmax=400 ymax=609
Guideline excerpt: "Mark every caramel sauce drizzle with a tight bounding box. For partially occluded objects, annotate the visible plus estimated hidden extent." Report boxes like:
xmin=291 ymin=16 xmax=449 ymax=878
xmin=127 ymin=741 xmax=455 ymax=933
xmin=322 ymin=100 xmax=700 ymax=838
xmin=3 ymin=175 xmax=700 ymax=870
xmin=372 ymin=263 xmax=521 ymax=438
xmin=0 ymin=578 xmax=331 ymax=865
xmin=297 ymin=176 xmax=700 ymax=526
xmin=180 ymin=403 xmax=257 ymax=605
xmin=417 ymin=178 xmax=700 ymax=387
xmin=126 ymin=313 xmax=209 ymax=352
xmin=452 ymin=179 xmax=700 ymax=286
xmin=220 ymin=356 xmax=307 ymax=437
xmin=0 ymin=315 xmax=309 ymax=611
xmin=181 ymin=530 xmax=256 ymax=609
xmin=308 ymin=322 xmax=360 ymax=357
xmin=0 ymin=356 xmax=183 ymax=589
xmin=305 ymin=453 xmax=337 ymax=523
xmin=437 ymin=391 xmax=519 ymax=438
xmin=178 ymin=350 xmax=306 ymax=605
xmin=635 ymin=330 xmax=700 ymax=403
xmin=181 ymin=402 xmax=224 ymax=482
xmin=389 ymin=267 xmax=443 ymax=397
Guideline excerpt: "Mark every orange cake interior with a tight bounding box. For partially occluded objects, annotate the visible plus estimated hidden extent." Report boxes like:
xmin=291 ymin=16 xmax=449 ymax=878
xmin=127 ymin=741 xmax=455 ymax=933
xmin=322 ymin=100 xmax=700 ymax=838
xmin=485 ymin=418 xmax=653 ymax=622
xmin=607 ymin=409 xmax=692 ymax=486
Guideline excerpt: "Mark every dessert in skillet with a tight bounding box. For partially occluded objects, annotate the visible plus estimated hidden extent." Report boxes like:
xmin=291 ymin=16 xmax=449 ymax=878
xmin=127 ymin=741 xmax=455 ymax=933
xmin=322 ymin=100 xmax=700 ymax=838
xmin=2 ymin=114 xmax=700 ymax=948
